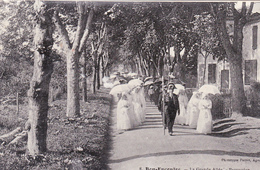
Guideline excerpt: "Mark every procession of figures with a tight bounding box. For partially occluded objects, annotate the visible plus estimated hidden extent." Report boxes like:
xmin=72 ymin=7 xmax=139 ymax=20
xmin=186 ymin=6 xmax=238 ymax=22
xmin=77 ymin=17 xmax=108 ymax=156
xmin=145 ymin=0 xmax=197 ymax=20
xmin=104 ymin=72 xmax=221 ymax=135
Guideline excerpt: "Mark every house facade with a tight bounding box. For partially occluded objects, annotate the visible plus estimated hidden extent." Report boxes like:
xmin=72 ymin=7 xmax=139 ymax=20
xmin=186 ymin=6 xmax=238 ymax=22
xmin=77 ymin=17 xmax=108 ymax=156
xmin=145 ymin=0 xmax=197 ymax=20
xmin=197 ymin=14 xmax=260 ymax=91
xmin=242 ymin=14 xmax=260 ymax=87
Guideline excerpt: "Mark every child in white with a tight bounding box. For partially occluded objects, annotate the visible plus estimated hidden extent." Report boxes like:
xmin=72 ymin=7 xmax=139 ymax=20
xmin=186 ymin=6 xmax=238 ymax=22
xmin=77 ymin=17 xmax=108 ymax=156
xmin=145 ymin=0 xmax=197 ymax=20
xmin=117 ymin=92 xmax=133 ymax=130
xmin=138 ymin=86 xmax=146 ymax=122
xmin=196 ymin=93 xmax=213 ymax=134
xmin=188 ymin=91 xmax=202 ymax=128
xmin=175 ymin=89 xmax=189 ymax=125
xmin=130 ymin=87 xmax=143 ymax=126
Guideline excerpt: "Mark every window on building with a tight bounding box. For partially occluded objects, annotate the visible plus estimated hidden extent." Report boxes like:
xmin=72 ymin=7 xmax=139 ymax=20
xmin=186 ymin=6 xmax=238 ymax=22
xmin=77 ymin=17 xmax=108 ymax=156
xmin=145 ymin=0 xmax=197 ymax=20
xmin=252 ymin=26 xmax=258 ymax=50
xmin=208 ymin=64 xmax=216 ymax=84
xmin=221 ymin=70 xmax=229 ymax=89
xmin=245 ymin=60 xmax=257 ymax=85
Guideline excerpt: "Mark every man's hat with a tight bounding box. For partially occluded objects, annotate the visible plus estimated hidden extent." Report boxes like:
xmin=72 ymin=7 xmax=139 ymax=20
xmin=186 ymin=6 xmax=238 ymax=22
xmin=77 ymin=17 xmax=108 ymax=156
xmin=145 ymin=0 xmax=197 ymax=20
xmin=167 ymin=82 xmax=176 ymax=89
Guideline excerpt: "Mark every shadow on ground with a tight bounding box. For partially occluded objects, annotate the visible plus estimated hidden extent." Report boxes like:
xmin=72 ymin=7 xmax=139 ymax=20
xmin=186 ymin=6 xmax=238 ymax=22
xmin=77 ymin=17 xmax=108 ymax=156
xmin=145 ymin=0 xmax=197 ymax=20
xmin=213 ymin=119 xmax=236 ymax=126
xmin=213 ymin=123 xmax=244 ymax=132
xmin=210 ymin=127 xmax=260 ymax=138
xmin=209 ymin=118 xmax=260 ymax=138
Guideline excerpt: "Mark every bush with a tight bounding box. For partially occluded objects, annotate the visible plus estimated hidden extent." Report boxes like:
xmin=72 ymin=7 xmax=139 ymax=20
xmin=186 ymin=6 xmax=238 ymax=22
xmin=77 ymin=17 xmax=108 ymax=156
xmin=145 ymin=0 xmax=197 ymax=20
xmin=209 ymin=94 xmax=227 ymax=120
xmin=245 ymin=81 xmax=260 ymax=117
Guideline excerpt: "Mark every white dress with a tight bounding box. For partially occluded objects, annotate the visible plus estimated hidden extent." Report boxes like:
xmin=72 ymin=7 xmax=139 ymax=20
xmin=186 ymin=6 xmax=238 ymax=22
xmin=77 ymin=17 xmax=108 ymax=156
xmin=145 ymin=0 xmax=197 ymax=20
xmin=131 ymin=88 xmax=142 ymax=126
xmin=175 ymin=90 xmax=189 ymax=125
xmin=127 ymin=93 xmax=139 ymax=128
xmin=197 ymin=99 xmax=213 ymax=134
xmin=138 ymin=87 xmax=146 ymax=122
xmin=186 ymin=92 xmax=198 ymax=125
xmin=188 ymin=92 xmax=201 ymax=128
xmin=117 ymin=97 xmax=132 ymax=130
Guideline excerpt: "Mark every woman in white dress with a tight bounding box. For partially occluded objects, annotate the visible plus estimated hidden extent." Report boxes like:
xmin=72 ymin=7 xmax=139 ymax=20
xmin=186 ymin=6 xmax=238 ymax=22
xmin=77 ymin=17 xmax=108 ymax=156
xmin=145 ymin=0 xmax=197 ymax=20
xmin=130 ymin=87 xmax=143 ymax=126
xmin=135 ymin=86 xmax=146 ymax=122
xmin=175 ymin=89 xmax=189 ymax=125
xmin=117 ymin=92 xmax=134 ymax=130
xmin=196 ymin=93 xmax=213 ymax=134
xmin=188 ymin=91 xmax=202 ymax=128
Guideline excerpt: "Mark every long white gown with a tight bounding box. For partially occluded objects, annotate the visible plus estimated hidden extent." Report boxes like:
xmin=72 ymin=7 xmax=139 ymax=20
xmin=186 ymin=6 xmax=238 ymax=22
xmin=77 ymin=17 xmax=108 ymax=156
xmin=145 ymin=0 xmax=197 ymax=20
xmin=188 ymin=92 xmax=202 ymax=128
xmin=175 ymin=89 xmax=189 ymax=125
xmin=131 ymin=87 xmax=142 ymax=126
xmin=138 ymin=87 xmax=146 ymax=122
xmin=186 ymin=93 xmax=197 ymax=125
xmin=127 ymin=93 xmax=139 ymax=128
xmin=196 ymin=98 xmax=213 ymax=134
xmin=117 ymin=93 xmax=132 ymax=130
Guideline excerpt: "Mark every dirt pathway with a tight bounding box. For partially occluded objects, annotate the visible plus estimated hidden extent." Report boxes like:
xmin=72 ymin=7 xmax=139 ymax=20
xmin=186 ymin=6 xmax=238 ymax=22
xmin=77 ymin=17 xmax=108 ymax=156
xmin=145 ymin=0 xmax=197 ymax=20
xmin=108 ymin=102 xmax=260 ymax=170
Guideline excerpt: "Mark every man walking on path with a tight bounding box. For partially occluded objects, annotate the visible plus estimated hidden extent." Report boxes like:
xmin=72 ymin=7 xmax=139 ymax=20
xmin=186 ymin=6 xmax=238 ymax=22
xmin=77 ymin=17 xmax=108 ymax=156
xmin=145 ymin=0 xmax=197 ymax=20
xmin=158 ymin=82 xmax=180 ymax=135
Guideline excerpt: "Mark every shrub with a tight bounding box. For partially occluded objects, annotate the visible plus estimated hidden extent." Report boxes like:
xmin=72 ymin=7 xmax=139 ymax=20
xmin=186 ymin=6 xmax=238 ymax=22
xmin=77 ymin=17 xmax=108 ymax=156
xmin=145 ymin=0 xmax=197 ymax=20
xmin=245 ymin=81 xmax=260 ymax=117
xmin=209 ymin=94 xmax=227 ymax=120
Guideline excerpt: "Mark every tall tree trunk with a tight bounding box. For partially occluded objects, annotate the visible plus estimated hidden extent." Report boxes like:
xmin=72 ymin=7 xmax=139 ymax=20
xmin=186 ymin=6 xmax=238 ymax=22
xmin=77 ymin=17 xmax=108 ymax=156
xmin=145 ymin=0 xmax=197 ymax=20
xmin=97 ymin=54 xmax=101 ymax=90
xmin=179 ymin=63 xmax=186 ymax=83
xmin=54 ymin=4 xmax=94 ymax=117
xmin=139 ymin=52 xmax=149 ymax=76
xmin=92 ymin=51 xmax=97 ymax=93
xmin=202 ymin=53 xmax=208 ymax=85
xmin=210 ymin=2 xmax=250 ymax=115
xmin=82 ymin=50 xmax=87 ymax=102
xmin=178 ymin=47 xmax=190 ymax=83
xmin=158 ymin=52 xmax=165 ymax=77
xmin=67 ymin=50 xmax=80 ymax=117
xmin=101 ymin=54 xmax=105 ymax=78
xmin=27 ymin=0 xmax=54 ymax=157
xmin=134 ymin=61 xmax=138 ymax=74
xmin=66 ymin=3 xmax=86 ymax=117
xmin=137 ymin=57 xmax=142 ymax=75
xmin=230 ymin=58 xmax=246 ymax=114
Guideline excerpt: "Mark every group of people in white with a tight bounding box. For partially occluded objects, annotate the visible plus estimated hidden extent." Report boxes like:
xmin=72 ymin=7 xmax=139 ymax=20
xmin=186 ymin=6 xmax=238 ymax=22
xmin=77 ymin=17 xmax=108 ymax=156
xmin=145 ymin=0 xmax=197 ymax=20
xmin=105 ymin=73 xmax=214 ymax=135
xmin=175 ymin=90 xmax=213 ymax=134
xmin=107 ymin=77 xmax=146 ymax=131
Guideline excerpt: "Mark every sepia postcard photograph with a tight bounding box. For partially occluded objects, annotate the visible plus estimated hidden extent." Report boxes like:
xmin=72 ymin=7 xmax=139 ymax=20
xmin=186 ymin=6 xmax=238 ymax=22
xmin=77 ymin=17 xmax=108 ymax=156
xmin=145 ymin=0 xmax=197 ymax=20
xmin=0 ymin=0 xmax=260 ymax=169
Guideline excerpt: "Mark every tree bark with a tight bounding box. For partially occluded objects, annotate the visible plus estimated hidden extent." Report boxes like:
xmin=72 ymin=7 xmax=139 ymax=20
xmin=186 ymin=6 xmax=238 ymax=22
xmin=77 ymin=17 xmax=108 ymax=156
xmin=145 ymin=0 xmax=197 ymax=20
xmin=54 ymin=4 xmax=94 ymax=117
xmin=27 ymin=0 xmax=54 ymax=156
xmin=158 ymin=51 xmax=165 ymax=77
xmin=137 ymin=56 xmax=142 ymax=75
xmin=229 ymin=58 xmax=246 ymax=114
xmin=92 ymin=50 xmax=97 ymax=93
xmin=210 ymin=2 xmax=249 ymax=115
xmin=82 ymin=50 xmax=87 ymax=102
xmin=66 ymin=3 xmax=86 ymax=117
xmin=101 ymin=54 xmax=105 ymax=78
xmin=66 ymin=49 xmax=80 ymax=117
xmin=97 ymin=54 xmax=101 ymax=90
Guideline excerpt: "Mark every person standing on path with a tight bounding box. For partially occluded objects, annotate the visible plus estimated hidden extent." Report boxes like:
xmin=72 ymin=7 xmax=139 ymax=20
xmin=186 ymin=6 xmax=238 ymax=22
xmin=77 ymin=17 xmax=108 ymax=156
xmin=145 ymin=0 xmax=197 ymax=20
xmin=196 ymin=93 xmax=213 ymax=134
xmin=158 ymin=82 xmax=180 ymax=135
xmin=158 ymin=84 xmax=167 ymax=126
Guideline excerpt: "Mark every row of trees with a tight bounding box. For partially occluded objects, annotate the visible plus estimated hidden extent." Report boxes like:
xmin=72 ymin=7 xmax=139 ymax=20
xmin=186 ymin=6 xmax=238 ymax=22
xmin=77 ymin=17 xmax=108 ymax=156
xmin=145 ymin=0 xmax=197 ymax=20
xmin=112 ymin=2 xmax=253 ymax=116
xmin=0 ymin=0 xmax=255 ymax=158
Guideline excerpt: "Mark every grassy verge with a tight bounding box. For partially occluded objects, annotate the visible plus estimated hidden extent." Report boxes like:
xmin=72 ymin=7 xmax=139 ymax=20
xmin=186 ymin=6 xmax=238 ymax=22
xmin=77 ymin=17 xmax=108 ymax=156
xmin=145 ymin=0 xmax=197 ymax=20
xmin=0 ymin=88 xmax=112 ymax=170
